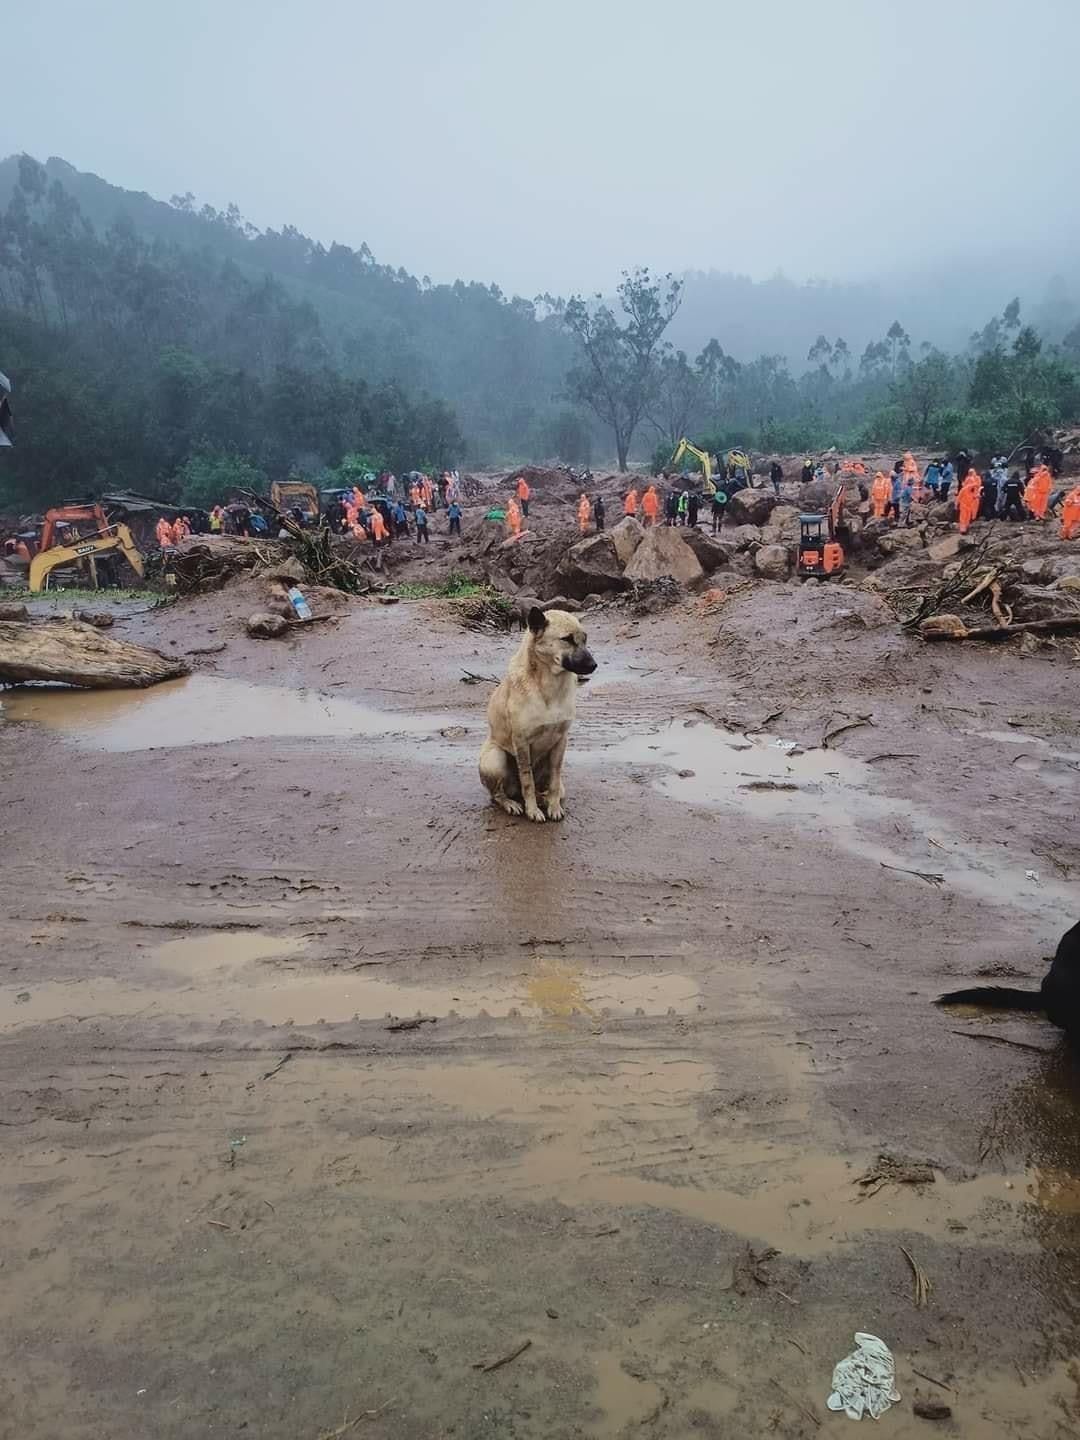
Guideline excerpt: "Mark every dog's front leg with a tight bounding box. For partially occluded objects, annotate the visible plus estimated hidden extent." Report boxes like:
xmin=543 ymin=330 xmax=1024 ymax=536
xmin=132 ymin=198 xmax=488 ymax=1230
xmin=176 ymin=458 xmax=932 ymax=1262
xmin=512 ymin=735 xmax=545 ymax=822
xmin=543 ymin=734 xmax=568 ymax=820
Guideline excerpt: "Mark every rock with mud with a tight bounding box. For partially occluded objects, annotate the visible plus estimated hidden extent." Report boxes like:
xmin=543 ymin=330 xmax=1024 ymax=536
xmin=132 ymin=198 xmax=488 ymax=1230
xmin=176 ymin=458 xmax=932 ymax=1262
xmin=608 ymin=515 xmax=645 ymax=566
xmin=877 ymin=527 xmax=926 ymax=555
xmin=681 ymin=528 xmax=733 ymax=574
xmin=73 ymin=609 xmax=116 ymax=629
xmin=754 ymin=544 xmax=791 ymax=580
xmin=927 ymin=534 xmax=963 ymax=563
xmin=724 ymin=524 xmax=763 ymax=552
xmin=0 ymin=601 xmax=29 ymax=621
xmin=246 ymin=611 xmax=289 ymax=639
xmin=1008 ymin=584 xmax=1080 ymax=623
xmin=554 ymin=533 xmax=628 ymax=600
xmin=623 ymin=527 xmax=704 ymax=585
xmin=798 ymin=479 xmax=834 ymax=510
xmin=726 ymin=489 xmax=778 ymax=527
xmin=0 ymin=617 xmax=190 ymax=689
xmin=259 ymin=556 xmax=306 ymax=585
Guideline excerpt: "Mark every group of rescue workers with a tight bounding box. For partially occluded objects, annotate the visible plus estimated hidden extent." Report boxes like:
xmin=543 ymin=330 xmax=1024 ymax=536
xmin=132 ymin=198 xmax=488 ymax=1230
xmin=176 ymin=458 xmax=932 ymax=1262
xmin=322 ymin=472 xmax=465 ymax=549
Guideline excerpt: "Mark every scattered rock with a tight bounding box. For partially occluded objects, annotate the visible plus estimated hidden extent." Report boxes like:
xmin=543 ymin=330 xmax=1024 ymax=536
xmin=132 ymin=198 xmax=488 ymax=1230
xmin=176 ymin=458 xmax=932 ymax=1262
xmin=727 ymin=488 xmax=779 ymax=527
xmin=927 ymin=534 xmax=962 ymax=563
xmin=541 ymin=595 xmax=582 ymax=612
xmin=608 ymin=516 xmax=646 ymax=566
xmin=73 ymin=610 xmax=115 ymax=628
xmin=754 ymin=544 xmax=791 ymax=580
xmin=913 ymin=1399 xmax=952 ymax=1421
xmin=0 ymin=602 xmax=29 ymax=621
xmin=555 ymin=533 xmax=629 ymax=600
xmin=724 ymin=524 xmax=763 ymax=552
xmin=877 ymin=528 xmax=926 ymax=555
xmin=246 ymin=611 xmax=289 ymax=638
xmin=623 ymin=527 xmax=704 ymax=585
xmin=376 ymin=594 xmax=400 ymax=605
xmin=681 ymin=528 xmax=733 ymax=573
xmin=1020 ymin=557 xmax=1055 ymax=585
xmin=259 ymin=556 xmax=306 ymax=585
xmin=730 ymin=552 xmax=757 ymax=577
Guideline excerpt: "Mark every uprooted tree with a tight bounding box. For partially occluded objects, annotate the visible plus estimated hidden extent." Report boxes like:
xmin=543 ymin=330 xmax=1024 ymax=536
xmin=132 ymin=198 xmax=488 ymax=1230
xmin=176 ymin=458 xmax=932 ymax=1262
xmin=563 ymin=268 xmax=682 ymax=471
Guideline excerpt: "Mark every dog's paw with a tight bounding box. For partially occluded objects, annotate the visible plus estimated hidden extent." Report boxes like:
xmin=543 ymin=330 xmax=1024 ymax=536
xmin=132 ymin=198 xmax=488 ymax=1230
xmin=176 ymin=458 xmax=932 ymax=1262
xmin=525 ymin=802 xmax=547 ymax=823
xmin=502 ymin=798 xmax=524 ymax=817
xmin=545 ymin=800 xmax=564 ymax=821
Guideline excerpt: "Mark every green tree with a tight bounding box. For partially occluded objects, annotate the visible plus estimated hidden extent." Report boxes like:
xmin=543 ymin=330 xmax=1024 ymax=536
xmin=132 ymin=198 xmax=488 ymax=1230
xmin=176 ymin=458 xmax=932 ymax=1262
xmin=174 ymin=452 xmax=267 ymax=508
xmin=563 ymin=267 xmax=682 ymax=470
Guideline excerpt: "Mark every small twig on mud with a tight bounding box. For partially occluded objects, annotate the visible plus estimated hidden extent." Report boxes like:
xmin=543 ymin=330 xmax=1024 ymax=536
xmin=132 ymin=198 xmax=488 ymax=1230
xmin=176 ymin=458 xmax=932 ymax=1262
xmin=185 ymin=641 xmax=227 ymax=656
xmin=950 ymin=1030 xmax=1052 ymax=1054
xmin=865 ymin=752 xmax=918 ymax=764
xmin=771 ymin=1379 xmax=820 ymax=1428
xmin=900 ymin=1245 xmax=932 ymax=1308
xmin=747 ymin=707 xmax=786 ymax=732
xmin=473 ymin=1339 xmax=532 ymax=1373
xmin=460 ymin=669 xmax=499 ymax=684
xmin=912 ymin=1366 xmax=953 ymax=1393
xmin=879 ymin=862 xmax=945 ymax=887
xmin=385 ymin=1015 xmax=436 ymax=1032
xmin=787 ymin=1337 xmax=808 ymax=1356
xmin=821 ymin=717 xmax=875 ymax=749
xmin=317 ymin=1399 xmax=395 ymax=1438
xmin=207 ymin=1219 xmax=231 ymax=1229
xmin=260 ymin=1053 xmax=293 ymax=1082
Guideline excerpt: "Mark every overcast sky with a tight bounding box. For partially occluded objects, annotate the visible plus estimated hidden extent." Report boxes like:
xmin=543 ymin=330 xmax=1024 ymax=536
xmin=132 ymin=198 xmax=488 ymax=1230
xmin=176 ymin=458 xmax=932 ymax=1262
xmin=5 ymin=0 xmax=1079 ymax=298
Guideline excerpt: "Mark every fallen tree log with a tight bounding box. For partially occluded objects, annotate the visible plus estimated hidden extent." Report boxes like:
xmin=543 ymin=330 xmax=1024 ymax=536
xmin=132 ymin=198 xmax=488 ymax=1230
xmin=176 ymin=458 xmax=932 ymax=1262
xmin=919 ymin=614 xmax=1080 ymax=642
xmin=0 ymin=619 xmax=191 ymax=688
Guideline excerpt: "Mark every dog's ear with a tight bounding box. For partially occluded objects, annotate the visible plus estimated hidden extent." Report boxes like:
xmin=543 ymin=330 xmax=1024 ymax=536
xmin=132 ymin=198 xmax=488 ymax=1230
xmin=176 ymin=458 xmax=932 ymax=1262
xmin=527 ymin=606 xmax=548 ymax=635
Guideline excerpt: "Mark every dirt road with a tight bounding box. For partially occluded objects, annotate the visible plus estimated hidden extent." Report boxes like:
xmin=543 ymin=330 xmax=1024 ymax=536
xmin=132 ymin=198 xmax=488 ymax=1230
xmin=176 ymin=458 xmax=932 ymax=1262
xmin=2 ymin=581 xmax=1079 ymax=1438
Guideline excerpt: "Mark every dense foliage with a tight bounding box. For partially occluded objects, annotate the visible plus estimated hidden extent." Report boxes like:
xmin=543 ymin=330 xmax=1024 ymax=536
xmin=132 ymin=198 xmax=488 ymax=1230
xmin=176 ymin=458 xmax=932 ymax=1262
xmin=3 ymin=152 xmax=1080 ymax=515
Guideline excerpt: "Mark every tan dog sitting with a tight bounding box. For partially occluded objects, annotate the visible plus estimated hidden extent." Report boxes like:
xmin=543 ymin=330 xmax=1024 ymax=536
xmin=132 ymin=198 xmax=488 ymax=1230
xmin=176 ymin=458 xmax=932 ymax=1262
xmin=479 ymin=607 xmax=596 ymax=821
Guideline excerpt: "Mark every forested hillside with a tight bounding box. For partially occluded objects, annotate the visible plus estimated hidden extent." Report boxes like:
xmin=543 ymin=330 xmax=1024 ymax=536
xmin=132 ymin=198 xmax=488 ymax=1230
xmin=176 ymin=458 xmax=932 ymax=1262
xmin=3 ymin=152 xmax=1080 ymax=509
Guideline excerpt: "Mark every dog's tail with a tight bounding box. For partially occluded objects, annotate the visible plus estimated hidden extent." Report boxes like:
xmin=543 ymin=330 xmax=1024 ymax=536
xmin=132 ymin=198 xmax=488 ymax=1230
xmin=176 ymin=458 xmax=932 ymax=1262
xmin=936 ymin=985 xmax=1044 ymax=1011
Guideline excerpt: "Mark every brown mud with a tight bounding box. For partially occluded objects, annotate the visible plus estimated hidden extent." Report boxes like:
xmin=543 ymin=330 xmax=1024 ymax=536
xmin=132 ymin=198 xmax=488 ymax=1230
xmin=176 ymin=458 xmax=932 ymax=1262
xmin=1 ymin=577 xmax=1079 ymax=1439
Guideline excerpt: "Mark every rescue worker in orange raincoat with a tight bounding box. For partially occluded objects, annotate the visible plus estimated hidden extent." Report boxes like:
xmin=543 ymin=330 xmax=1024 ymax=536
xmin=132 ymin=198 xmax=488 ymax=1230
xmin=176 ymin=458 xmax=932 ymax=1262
xmin=370 ymin=508 xmax=387 ymax=548
xmin=352 ymin=485 xmax=365 ymax=511
xmin=957 ymin=468 xmax=982 ymax=534
xmin=1061 ymin=484 xmax=1080 ymax=540
xmin=871 ymin=471 xmax=890 ymax=518
xmin=506 ymin=497 xmax=522 ymax=537
xmin=409 ymin=482 xmax=421 ymax=507
xmin=1025 ymin=463 xmax=1052 ymax=520
xmin=516 ymin=476 xmax=530 ymax=517
xmin=577 ymin=493 xmax=591 ymax=534
xmin=902 ymin=450 xmax=923 ymax=502
xmin=641 ymin=484 xmax=660 ymax=526
xmin=624 ymin=487 xmax=638 ymax=517
xmin=155 ymin=516 xmax=173 ymax=548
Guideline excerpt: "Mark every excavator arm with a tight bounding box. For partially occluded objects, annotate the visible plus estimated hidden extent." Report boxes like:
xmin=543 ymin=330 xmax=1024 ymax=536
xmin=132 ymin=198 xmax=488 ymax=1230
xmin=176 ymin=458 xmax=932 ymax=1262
xmin=669 ymin=438 xmax=715 ymax=494
xmin=29 ymin=523 xmax=145 ymax=592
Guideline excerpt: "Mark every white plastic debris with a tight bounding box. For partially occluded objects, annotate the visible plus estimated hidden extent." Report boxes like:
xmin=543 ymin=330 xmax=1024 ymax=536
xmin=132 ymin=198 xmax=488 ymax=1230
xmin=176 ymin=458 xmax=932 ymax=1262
xmin=1026 ymin=870 xmax=1041 ymax=885
xmin=827 ymin=1332 xmax=901 ymax=1421
xmin=772 ymin=739 xmax=799 ymax=753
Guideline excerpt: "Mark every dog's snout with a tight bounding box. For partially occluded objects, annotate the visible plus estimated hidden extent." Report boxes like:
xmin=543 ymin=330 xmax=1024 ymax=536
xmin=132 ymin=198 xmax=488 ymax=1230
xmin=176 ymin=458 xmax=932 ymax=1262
xmin=566 ymin=647 xmax=597 ymax=676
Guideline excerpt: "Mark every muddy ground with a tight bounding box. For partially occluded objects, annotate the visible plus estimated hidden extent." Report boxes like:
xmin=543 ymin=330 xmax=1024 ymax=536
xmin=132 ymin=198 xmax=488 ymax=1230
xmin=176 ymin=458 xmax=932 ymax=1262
xmin=2 ymin=566 xmax=1080 ymax=1439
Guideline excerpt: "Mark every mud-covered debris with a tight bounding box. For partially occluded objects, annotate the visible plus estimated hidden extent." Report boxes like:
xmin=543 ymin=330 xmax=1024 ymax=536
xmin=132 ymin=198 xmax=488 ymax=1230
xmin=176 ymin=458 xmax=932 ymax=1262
xmin=0 ymin=617 xmax=190 ymax=689
xmin=555 ymin=533 xmax=628 ymax=600
xmin=732 ymin=1243 xmax=780 ymax=1295
xmin=727 ymin=488 xmax=779 ymax=527
xmin=246 ymin=611 xmax=288 ymax=639
xmin=913 ymin=1398 xmax=952 ymax=1421
xmin=754 ymin=543 xmax=790 ymax=579
xmin=623 ymin=527 xmax=704 ymax=585
xmin=74 ymin=609 xmax=115 ymax=628
xmin=0 ymin=601 xmax=29 ymax=620
xmin=856 ymin=1155 xmax=935 ymax=1194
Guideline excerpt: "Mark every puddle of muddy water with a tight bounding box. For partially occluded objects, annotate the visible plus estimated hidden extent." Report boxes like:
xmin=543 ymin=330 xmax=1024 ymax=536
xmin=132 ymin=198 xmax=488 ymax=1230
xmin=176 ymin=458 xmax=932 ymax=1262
xmin=339 ymin=1055 xmax=1039 ymax=1257
xmin=0 ymin=674 xmax=456 ymax=751
xmin=0 ymin=934 xmax=699 ymax=1030
xmin=601 ymin=721 xmax=1076 ymax=915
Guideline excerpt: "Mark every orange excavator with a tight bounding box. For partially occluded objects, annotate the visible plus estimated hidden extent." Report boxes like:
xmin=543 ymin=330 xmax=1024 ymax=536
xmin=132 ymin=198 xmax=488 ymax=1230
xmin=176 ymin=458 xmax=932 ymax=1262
xmin=797 ymin=485 xmax=847 ymax=579
xmin=27 ymin=503 xmax=145 ymax=592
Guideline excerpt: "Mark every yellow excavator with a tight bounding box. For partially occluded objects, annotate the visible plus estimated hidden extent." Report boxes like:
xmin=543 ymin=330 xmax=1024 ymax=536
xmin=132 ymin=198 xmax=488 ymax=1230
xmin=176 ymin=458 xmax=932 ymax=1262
xmin=27 ymin=504 xmax=145 ymax=592
xmin=668 ymin=438 xmax=717 ymax=495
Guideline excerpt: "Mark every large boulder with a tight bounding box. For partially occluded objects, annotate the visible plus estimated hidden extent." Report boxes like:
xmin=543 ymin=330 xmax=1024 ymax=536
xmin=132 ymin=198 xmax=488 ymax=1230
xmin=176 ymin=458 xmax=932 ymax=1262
xmin=681 ymin=528 xmax=733 ymax=574
xmin=608 ymin=515 xmax=646 ymax=566
xmin=754 ymin=544 xmax=791 ymax=580
xmin=623 ymin=527 xmax=705 ymax=585
xmin=727 ymin=488 xmax=779 ymax=527
xmin=724 ymin=524 xmax=763 ymax=552
xmin=798 ymin=480 xmax=834 ymax=511
xmin=554 ymin=533 xmax=628 ymax=600
xmin=877 ymin=528 xmax=926 ymax=556
xmin=1010 ymin=584 xmax=1080 ymax=623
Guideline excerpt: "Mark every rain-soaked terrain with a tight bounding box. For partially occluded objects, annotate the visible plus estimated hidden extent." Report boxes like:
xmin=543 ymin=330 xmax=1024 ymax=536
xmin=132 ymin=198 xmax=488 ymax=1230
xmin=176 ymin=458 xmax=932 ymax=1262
xmin=2 ymin=584 xmax=1079 ymax=1438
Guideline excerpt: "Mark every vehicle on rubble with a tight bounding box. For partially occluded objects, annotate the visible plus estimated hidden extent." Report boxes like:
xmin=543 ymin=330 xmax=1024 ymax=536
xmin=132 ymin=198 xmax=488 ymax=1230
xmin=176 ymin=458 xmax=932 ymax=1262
xmin=270 ymin=480 xmax=320 ymax=526
xmin=669 ymin=438 xmax=718 ymax=494
xmin=20 ymin=503 xmax=145 ymax=592
xmin=797 ymin=484 xmax=848 ymax=579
